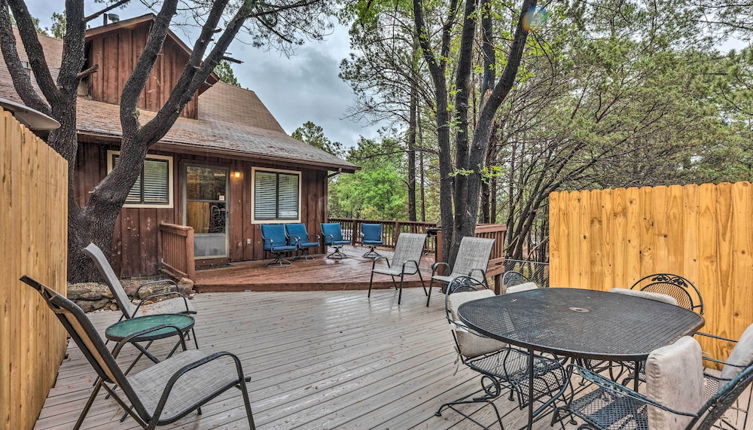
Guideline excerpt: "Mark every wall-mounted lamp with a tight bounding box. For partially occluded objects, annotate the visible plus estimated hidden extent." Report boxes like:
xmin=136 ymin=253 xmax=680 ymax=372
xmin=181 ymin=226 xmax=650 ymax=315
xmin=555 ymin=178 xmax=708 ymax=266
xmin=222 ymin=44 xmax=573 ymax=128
xmin=233 ymin=171 xmax=242 ymax=179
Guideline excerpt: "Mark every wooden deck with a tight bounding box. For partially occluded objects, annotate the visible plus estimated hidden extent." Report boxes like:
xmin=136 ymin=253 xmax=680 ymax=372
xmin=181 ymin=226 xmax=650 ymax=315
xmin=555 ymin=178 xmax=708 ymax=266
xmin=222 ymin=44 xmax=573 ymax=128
xmin=35 ymin=290 xmax=752 ymax=430
xmin=193 ymin=246 xmax=434 ymax=292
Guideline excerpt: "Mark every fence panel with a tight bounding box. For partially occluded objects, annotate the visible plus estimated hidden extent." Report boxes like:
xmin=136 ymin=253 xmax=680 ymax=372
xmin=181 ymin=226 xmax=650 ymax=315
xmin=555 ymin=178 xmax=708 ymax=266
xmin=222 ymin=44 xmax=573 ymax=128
xmin=0 ymin=108 xmax=68 ymax=429
xmin=549 ymin=182 xmax=753 ymax=361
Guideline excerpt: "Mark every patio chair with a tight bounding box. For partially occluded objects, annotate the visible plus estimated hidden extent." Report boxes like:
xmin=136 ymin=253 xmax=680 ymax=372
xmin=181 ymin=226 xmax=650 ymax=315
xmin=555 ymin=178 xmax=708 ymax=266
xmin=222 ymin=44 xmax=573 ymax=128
xmin=285 ymin=223 xmax=320 ymax=260
xmin=321 ymin=222 xmax=350 ymax=259
xmin=19 ymin=276 xmax=255 ymax=430
xmin=82 ymin=243 xmax=199 ymax=348
xmin=360 ymin=223 xmax=384 ymax=258
xmin=501 ymin=270 xmax=530 ymax=289
xmin=552 ymin=335 xmax=753 ymax=430
xmin=367 ymin=232 xmax=427 ymax=305
xmin=630 ymin=273 xmax=703 ymax=314
xmin=260 ymin=224 xmax=297 ymax=267
xmin=426 ymin=236 xmax=495 ymax=307
xmin=610 ymin=287 xmax=679 ymax=306
xmin=436 ymin=276 xmax=566 ymax=428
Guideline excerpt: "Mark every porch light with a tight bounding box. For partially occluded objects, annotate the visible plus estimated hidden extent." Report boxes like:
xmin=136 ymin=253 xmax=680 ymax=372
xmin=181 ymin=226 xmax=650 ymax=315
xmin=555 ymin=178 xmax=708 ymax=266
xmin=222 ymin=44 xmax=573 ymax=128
xmin=233 ymin=171 xmax=242 ymax=179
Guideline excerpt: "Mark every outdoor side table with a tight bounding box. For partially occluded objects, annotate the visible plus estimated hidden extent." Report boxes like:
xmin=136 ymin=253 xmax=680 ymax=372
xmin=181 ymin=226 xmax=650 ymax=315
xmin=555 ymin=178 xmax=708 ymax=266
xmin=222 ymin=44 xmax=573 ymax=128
xmin=457 ymin=287 xmax=705 ymax=430
xmin=105 ymin=313 xmax=195 ymax=374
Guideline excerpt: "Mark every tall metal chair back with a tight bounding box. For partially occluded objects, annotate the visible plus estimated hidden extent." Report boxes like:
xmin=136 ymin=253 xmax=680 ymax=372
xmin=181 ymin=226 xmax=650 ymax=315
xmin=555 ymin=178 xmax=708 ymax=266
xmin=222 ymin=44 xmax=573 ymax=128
xmin=82 ymin=243 xmax=136 ymax=317
xmin=630 ymin=273 xmax=703 ymax=314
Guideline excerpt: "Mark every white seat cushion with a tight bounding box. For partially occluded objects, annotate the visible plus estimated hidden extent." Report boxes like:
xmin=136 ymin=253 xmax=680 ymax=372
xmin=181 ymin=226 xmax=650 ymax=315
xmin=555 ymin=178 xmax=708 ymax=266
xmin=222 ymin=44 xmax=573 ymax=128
xmin=447 ymin=290 xmax=507 ymax=358
xmin=646 ymin=336 xmax=704 ymax=430
xmin=134 ymin=297 xmax=195 ymax=317
xmin=720 ymin=323 xmax=753 ymax=380
xmin=609 ymin=288 xmax=678 ymax=306
xmin=506 ymin=282 xmax=538 ymax=294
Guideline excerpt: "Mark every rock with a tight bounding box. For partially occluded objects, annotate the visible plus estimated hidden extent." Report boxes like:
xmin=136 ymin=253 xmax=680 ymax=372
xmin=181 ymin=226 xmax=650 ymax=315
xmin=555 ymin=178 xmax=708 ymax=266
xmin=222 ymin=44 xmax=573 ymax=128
xmin=121 ymin=280 xmax=141 ymax=297
xmin=76 ymin=298 xmax=111 ymax=313
xmin=109 ymin=303 xmax=119 ymax=311
xmin=68 ymin=283 xmax=112 ymax=301
xmin=137 ymin=281 xmax=175 ymax=299
xmin=177 ymin=278 xmax=195 ymax=296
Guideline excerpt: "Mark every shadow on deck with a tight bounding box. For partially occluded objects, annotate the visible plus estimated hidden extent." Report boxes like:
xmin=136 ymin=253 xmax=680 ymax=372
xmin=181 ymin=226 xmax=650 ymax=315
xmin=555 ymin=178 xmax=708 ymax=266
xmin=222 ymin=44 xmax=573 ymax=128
xmin=193 ymin=245 xmax=434 ymax=293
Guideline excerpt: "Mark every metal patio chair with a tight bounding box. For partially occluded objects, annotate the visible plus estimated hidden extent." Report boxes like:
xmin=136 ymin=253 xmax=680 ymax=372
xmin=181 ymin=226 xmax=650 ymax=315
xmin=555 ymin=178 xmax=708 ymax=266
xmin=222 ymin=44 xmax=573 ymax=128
xmin=506 ymin=281 xmax=540 ymax=294
xmin=436 ymin=276 xmax=566 ymax=429
xmin=260 ymin=224 xmax=297 ymax=267
xmin=361 ymin=223 xmax=384 ymax=258
xmin=610 ymin=287 xmax=679 ymax=306
xmin=83 ymin=243 xmax=199 ymax=348
xmin=630 ymin=273 xmax=703 ymax=314
xmin=426 ymin=236 xmax=495 ymax=307
xmin=285 ymin=223 xmax=320 ymax=260
xmin=501 ymin=270 xmax=530 ymax=290
xmin=19 ymin=276 xmax=256 ymax=430
xmin=367 ymin=232 xmax=427 ymax=305
xmin=553 ymin=335 xmax=753 ymax=430
xmin=321 ymin=222 xmax=350 ymax=259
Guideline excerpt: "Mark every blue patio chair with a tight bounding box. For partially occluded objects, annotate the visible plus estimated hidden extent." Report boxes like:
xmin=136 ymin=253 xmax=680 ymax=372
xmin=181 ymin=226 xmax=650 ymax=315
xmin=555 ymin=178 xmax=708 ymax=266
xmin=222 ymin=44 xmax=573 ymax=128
xmin=321 ymin=223 xmax=350 ymax=259
xmin=260 ymin=224 xmax=297 ymax=267
xmin=285 ymin=223 xmax=320 ymax=260
xmin=360 ymin=223 xmax=384 ymax=258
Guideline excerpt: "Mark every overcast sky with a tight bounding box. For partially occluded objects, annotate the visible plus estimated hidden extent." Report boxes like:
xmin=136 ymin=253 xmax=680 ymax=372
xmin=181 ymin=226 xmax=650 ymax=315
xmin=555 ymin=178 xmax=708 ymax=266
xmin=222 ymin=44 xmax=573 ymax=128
xmin=26 ymin=1 xmax=380 ymax=148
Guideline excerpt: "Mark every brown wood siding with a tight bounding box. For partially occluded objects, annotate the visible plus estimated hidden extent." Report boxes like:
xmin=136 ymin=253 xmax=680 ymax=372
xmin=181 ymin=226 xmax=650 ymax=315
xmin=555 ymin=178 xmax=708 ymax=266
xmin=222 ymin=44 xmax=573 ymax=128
xmin=85 ymin=22 xmax=199 ymax=119
xmin=74 ymin=142 xmax=329 ymax=278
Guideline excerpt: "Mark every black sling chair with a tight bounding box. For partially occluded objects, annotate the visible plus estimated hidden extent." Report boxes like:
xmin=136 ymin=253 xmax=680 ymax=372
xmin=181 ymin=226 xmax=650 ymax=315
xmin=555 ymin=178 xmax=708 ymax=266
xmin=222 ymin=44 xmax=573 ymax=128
xmin=20 ymin=276 xmax=256 ymax=430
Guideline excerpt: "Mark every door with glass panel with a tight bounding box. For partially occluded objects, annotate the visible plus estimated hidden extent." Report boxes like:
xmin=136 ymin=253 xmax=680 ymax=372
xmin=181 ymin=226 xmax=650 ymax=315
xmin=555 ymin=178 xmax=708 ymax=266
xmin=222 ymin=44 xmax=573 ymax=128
xmin=184 ymin=165 xmax=228 ymax=258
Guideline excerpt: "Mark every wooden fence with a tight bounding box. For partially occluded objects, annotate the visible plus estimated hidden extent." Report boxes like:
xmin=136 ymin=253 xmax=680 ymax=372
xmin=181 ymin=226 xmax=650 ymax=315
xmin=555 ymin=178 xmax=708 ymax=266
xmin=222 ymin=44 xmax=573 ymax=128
xmin=549 ymin=183 xmax=753 ymax=361
xmin=0 ymin=108 xmax=68 ymax=429
xmin=158 ymin=223 xmax=196 ymax=280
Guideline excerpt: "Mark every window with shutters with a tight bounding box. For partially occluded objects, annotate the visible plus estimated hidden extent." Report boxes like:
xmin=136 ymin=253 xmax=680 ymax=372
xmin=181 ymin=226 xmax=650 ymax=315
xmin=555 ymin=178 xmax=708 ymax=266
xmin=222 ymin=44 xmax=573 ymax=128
xmin=106 ymin=151 xmax=173 ymax=208
xmin=252 ymin=167 xmax=301 ymax=222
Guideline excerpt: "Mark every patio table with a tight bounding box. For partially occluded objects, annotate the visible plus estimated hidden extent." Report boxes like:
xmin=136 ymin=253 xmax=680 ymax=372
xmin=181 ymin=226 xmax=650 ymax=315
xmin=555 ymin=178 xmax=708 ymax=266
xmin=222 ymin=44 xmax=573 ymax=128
xmin=457 ymin=287 xmax=704 ymax=430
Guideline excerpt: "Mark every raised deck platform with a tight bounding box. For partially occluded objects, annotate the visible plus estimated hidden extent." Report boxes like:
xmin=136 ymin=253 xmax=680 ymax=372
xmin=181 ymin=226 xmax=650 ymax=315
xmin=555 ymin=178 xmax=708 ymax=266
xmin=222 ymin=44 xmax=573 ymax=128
xmin=193 ymin=245 xmax=434 ymax=292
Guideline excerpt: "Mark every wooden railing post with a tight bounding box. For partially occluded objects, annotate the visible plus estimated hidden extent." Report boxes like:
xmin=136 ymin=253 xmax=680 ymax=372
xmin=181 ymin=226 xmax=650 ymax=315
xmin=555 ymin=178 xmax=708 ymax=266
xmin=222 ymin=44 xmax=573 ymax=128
xmin=158 ymin=223 xmax=196 ymax=280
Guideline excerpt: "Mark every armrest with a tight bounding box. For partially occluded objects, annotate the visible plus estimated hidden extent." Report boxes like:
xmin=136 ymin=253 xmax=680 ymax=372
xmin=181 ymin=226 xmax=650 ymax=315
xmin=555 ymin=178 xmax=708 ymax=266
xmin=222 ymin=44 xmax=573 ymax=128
xmin=155 ymin=352 xmax=246 ymax=415
xmin=136 ymin=279 xmax=177 ymax=296
xmin=695 ymin=331 xmax=738 ymax=344
xmin=371 ymin=255 xmax=391 ymax=270
xmin=467 ymin=268 xmax=487 ymax=281
xmin=432 ymin=261 xmax=450 ymax=275
xmin=132 ymin=291 xmax=193 ymax=317
xmin=702 ymin=355 xmax=746 ymax=369
xmin=572 ymin=365 xmax=697 ymax=417
xmin=402 ymin=260 xmax=420 ymax=274
xmin=111 ymin=324 xmax=187 ymax=358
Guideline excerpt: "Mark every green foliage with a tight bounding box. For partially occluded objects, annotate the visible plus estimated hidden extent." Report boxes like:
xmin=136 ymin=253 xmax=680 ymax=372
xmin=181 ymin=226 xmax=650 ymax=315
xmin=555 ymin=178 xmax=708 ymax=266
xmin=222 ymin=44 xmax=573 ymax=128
xmin=291 ymin=121 xmax=345 ymax=157
xmin=329 ymin=138 xmax=409 ymax=220
xmin=49 ymin=12 xmax=66 ymax=39
xmin=213 ymin=60 xmax=241 ymax=87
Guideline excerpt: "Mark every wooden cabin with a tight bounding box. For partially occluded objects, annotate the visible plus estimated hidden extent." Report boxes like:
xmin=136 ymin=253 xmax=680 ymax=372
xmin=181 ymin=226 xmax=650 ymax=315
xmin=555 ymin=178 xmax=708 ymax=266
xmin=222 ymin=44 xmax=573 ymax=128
xmin=0 ymin=14 xmax=356 ymax=278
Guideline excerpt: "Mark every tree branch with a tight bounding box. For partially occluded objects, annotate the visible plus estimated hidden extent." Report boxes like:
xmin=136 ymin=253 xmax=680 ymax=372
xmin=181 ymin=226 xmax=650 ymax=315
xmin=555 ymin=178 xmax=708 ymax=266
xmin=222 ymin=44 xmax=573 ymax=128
xmin=84 ymin=0 xmax=132 ymax=23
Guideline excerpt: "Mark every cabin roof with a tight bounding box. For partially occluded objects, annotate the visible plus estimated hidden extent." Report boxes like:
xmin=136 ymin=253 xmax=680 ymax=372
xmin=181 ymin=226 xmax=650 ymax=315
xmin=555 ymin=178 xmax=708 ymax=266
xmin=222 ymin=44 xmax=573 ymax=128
xmin=0 ymin=25 xmax=357 ymax=172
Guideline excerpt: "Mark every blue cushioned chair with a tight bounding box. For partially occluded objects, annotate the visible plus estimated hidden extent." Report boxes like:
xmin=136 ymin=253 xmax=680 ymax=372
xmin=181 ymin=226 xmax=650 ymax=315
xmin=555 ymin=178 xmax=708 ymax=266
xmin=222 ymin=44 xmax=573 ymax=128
xmin=285 ymin=223 xmax=320 ymax=260
xmin=321 ymin=223 xmax=350 ymax=259
xmin=260 ymin=224 xmax=297 ymax=267
xmin=360 ymin=223 xmax=384 ymax=259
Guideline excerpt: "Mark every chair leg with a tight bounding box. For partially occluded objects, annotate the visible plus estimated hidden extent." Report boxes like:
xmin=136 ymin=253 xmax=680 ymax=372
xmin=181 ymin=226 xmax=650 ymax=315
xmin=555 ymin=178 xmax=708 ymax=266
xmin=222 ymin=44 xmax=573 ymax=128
xmin=191 ymin=326 xmax=199 ymax=349
xmin=238 ymin=375 xmax=257 ymax=430
xmin=74 ymin=379 xmax=103 ymax=430
xmin=368 ymin=270 xmax=375 ymax=298
xmin=398 ymin=272 xmax=405 ymax=305
xmin=266 ymin=252 xmax=292 ymax=267
xmin=362 ymin=246 xmax=382 ymax=259
xmin=417 ymin=268 xmax=427 ymax=296
xmin=327 ymin=246 xmax=347 ymax=259
xmin=426 ymin=278 xmax=434 ymax=307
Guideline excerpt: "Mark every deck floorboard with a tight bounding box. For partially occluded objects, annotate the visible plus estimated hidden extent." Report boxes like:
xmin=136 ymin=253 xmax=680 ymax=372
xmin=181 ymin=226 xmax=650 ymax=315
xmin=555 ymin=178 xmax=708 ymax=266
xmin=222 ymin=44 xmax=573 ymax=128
xmin=34 ymin=290 xmax=751 ymax=430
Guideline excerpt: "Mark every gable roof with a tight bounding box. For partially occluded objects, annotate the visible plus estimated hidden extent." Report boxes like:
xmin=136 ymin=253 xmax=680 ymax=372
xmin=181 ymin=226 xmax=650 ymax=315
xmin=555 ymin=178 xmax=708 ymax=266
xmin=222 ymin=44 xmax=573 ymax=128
xmin=0 ymin=24 xmax=356 ymax=172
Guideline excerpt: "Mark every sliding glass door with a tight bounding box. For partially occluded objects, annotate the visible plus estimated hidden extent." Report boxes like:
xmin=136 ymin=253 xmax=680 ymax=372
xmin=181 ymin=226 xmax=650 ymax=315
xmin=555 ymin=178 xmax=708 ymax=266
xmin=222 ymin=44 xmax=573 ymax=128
xmin=184 ymin=165 xmax=228 ymax=258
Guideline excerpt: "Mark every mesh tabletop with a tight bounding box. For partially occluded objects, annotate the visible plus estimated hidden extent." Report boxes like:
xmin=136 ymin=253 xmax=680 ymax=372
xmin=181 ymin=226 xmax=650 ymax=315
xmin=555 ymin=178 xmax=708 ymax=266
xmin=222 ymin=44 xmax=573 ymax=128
xmin=457 ymin=288 xmax=704 ymax=361
xmin=105 ymin=314 xmax=195 ymax=342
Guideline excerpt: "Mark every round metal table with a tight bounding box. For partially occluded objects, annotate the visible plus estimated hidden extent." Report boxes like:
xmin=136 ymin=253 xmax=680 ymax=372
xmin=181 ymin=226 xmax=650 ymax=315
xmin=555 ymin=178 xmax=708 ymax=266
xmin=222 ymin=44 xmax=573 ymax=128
xmin=457 ymin=288 xmax=704 ymax=429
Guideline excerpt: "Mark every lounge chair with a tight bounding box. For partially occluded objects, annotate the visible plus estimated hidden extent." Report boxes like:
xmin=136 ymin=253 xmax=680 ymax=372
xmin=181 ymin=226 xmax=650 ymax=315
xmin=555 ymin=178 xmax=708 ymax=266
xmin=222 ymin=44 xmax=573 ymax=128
xmin=426 ymin=236 xmax=494 ymax=306
xmin=19 ymin=276 xmax=256 ymax=430
xmin=321 ymin=222 xmax=350 ymax=259
xmin=285 ymin=223 xmax=320 ymax=260
xmin=82 ymin=243 xmax=198 ymax=348
xmin=260 ymin=224 xmax=297 ymax=267
xmin=553 ymin=335 xmax=753 ymax=430
xmin=360 ymin=223 xmax=384 ymax=258
xmin=367 ymin=232 xmax=427 ymax=305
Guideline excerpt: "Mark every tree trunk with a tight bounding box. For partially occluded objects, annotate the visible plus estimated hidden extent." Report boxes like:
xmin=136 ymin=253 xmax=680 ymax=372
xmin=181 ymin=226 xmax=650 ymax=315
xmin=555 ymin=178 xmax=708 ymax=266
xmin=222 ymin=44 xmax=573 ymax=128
xmin=417 ymin=106 xmax=427 ymax=222
xmin=406 ymin=63 xmax=418 ymax=221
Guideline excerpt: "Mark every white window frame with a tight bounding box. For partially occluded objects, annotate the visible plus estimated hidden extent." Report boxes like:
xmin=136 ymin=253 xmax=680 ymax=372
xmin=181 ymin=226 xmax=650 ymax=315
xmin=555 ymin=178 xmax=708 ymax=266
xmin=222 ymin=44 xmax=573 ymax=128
xmin=251 ymin=166 xmax=302 ymax=224
xmin=106 ymin=150 xmax=174 ymax=209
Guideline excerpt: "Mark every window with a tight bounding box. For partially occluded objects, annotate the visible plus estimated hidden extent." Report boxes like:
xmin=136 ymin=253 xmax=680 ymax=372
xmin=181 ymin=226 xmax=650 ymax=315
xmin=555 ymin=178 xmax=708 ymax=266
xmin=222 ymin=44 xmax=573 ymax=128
xmin=107 ymin=151 xmax=173 ymax=208
xmin=252 ymin=168 xmax=300 ymax=222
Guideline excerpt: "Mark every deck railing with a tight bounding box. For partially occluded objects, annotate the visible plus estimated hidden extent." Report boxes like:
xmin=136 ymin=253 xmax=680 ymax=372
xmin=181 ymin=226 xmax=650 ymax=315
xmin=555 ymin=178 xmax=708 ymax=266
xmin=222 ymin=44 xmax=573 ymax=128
xmin=158 ymin=223 xmax=196 ymax=280
xmin=328 ymin=218 xmax=438 ymax=252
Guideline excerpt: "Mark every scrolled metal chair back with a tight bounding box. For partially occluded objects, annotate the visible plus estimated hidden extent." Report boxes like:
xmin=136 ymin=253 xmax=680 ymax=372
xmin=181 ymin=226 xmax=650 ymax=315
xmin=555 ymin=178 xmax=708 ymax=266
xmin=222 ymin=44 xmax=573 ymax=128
xmin=630 ymin=273 xmax=703 ymax=315
xmin=692 ymin=362 xmax=753 ymax=429
xmin=444 ymin=276 xmax=488 ymax=325
xmin=501 ymin=270 xmax=529 ymax=289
